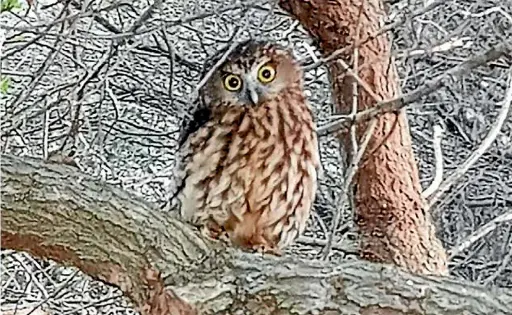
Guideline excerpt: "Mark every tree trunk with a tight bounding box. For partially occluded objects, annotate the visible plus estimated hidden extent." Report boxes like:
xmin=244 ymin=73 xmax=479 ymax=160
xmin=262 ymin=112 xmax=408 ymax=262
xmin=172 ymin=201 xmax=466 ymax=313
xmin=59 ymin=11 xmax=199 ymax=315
xmin=2 ymin=154 xmax=512 ymax=315
xmin=279 ymin=0 xmax=448 ymax=275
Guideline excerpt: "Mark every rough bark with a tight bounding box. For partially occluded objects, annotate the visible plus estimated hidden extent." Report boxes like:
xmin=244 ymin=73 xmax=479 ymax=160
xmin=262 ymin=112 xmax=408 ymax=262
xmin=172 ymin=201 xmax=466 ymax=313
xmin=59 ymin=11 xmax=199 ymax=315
xmin=279 ymin=0 xmax=448 ymax=275
xmin=2 ymin=154 xmax=512 ymax=315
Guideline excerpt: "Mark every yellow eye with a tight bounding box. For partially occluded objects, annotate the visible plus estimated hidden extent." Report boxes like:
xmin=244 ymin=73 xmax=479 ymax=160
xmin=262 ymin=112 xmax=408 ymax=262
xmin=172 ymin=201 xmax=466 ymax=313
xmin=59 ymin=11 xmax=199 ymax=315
xmin=223 ymin=74 xmax=242 ymax=91
xmin=257 ymin=64 xmax=276 ymax=84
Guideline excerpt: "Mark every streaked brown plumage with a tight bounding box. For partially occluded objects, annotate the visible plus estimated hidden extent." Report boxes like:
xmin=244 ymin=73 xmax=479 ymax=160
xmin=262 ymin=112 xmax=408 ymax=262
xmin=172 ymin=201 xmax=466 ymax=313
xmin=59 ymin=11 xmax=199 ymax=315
xmin=174 ymin=40 xmax=320 ymax=253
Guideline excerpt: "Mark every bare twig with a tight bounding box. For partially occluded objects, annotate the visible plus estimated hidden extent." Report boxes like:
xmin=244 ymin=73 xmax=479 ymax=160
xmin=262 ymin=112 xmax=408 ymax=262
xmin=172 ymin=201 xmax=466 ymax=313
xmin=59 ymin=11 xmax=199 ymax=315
xmin=395 ymin=36 xmax=473 ymax=59
xmin=0 ymin=1 xmax=128 ymax=33
xmin=8 ymin=38 xmax=70 ymax=117
xmin=322 ymin=118 xmax=378 ymax=259
xmin=192 ymin=13 xmax=251 ymax=99
xmin=428 ymin=69 xmax=512 ymax=208
xmin=127 ymin=0 xmax=163 ymax=33
xmin=42 ymin=110 xmax=50 ymax=160
xmin=302 ymin=0 xmax=446 ymax=70
xmin=322 ymin=0 xmax=380 ymax=259
xmin=1 ymin=2 xmax=71 ymax=59
xmin=4 ymin=47 xmax=115 ymax=134
xmin=312 ymin=211 xmax=329 ymax=237
xmin=317 ymin=39 xmax=512 ymax=137
xmin=26 ymin=270 xmax=81 ymax=315
xmin=449 ymin=211 xmax=512 ymax=259
xmin=422 ymin=124 xmax=445 ymax=198
xmin=483 ymin=241 xmax=512 ymax=286
xmin=69 ymin=0 xmax=124 ymax=34
xmin=1 ymin=304 xmax=49 ymax=315
xmin=58 ymin=2 xmax=270 ymax=41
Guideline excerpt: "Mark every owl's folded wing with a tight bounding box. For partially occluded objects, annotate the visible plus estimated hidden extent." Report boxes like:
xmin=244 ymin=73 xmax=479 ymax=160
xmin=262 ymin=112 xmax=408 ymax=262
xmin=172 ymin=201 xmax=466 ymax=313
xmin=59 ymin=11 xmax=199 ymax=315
xmin=163 ymin=106 xmax=213 ymax=212
xmin=178 ymin=106 xmax=212 ymax=149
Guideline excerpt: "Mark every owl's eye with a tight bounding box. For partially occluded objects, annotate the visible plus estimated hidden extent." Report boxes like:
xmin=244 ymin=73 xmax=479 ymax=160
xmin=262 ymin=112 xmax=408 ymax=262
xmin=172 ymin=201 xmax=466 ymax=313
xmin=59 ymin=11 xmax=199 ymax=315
xmin=223 ymin=74 xmax=242 ymax=91
xmin=257 ymin=64 xmax=276 ymax=84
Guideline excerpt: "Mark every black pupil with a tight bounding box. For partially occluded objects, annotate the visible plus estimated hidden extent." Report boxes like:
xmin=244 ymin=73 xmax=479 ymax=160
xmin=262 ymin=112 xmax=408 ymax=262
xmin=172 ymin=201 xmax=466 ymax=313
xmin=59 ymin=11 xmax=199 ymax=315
xmin=262 ymin=69 xmax=271 ymax=78
xmin=228 ymin=77 xmax=239 ymax=87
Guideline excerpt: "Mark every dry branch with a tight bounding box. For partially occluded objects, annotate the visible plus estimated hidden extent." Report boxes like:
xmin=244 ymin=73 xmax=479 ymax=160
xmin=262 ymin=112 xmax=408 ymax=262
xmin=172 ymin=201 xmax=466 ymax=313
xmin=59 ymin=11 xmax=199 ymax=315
xmin=428 ymin=70 xmax=512 ymax=209
xmin=317 ymin=38 xmax=512 ymax=136
xmin=2 ymin=154 xmax=512 ymax=314
xmin=422 ymin=124 xmax=445 ymax=198
xmin=1 ymin=303 xmax=49 ymax=315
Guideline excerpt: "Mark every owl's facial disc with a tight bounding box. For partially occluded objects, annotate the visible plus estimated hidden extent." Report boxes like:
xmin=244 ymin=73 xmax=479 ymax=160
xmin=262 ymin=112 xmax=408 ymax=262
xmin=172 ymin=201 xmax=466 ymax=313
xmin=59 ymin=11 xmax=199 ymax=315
xmin=240 ymin=62 xmax=278 ymax=106
xmin=207 ymin=46 xmax=298 ymax=108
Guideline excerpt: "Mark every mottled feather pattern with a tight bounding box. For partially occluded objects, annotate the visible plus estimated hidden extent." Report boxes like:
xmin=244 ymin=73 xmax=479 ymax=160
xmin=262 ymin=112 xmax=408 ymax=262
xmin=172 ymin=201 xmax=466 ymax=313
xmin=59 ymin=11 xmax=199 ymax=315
xmin=178 ymin=106 xmax=211 ymax=148
xmin=175 ymin=41 xmax=320 ymax=253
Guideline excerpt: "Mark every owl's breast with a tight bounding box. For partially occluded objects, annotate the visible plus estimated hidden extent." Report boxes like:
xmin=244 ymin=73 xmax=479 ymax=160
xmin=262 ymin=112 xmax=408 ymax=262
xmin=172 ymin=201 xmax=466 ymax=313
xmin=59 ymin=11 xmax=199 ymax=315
xmin=179 ymin=103 xmax=319 ymax=249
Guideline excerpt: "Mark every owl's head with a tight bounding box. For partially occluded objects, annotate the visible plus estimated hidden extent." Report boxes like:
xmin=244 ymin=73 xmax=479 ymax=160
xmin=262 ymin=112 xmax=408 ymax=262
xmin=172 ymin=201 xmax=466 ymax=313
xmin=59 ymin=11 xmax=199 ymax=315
xmin=200 ymin=40 xmax=302 ymax=108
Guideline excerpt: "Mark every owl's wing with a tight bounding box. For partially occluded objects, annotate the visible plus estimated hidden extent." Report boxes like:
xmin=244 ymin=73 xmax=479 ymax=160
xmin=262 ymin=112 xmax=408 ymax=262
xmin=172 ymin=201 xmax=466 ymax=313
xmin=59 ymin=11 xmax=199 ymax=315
xmin=178 ymin=106 xmax=211 ymax=149
xmin=164 ymin=106 xmax=212 ymax=212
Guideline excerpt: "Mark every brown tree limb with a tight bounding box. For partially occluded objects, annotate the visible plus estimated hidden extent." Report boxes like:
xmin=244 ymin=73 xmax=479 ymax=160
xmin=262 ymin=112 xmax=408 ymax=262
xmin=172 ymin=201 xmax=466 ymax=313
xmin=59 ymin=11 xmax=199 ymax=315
xmin=1 ymin=154 xmax=204 ymax=315
xmin=2 ymin=154 xmax=512 ymax=314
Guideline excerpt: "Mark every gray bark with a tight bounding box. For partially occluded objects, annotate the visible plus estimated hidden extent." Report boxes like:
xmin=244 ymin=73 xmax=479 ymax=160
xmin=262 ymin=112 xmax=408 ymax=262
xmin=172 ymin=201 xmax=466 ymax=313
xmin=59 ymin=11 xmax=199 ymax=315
xmin=1 ymin=154 xmax=512 ymax=315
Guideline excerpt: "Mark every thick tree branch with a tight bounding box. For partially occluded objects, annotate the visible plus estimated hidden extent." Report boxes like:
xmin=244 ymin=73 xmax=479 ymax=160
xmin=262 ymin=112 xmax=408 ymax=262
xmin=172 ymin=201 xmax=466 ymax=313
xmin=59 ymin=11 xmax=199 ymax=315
xmin=2 ymin=154 xmax=512 ymax=314
xmin=1 ymin=154 xmax=206 ymax=315
xmin=279 ymin=0 xmax=448 ymax=275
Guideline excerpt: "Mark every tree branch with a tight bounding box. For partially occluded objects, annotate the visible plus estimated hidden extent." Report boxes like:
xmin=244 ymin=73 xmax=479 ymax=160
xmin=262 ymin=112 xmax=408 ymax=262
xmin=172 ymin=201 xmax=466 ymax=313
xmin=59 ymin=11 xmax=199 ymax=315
xmin=2 ymin=154 xmax=512 ymax=314
xmin=428 ymin=69 xmax=512 ymax=209
xmin=422 ymin=124 xmax=445 ymax=198
xmin=317 ymin=38 xmax=512 ymax=136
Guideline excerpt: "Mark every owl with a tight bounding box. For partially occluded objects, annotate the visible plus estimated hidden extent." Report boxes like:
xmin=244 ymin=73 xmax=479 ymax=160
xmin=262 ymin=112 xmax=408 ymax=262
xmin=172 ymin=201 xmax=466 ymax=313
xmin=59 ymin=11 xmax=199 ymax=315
xmin=173 ymin=40 xmax=320 ymax=254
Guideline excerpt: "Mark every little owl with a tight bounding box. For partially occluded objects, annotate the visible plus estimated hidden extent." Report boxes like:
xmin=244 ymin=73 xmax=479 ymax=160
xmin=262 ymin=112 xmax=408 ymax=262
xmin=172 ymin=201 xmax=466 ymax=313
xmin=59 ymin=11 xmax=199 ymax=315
xmin=173 ymin=40 xmax=320 ymax=254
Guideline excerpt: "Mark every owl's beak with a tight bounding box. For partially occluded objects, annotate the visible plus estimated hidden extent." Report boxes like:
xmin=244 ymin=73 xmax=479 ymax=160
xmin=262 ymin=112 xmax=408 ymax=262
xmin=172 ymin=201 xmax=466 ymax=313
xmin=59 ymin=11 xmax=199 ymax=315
xmin=248 ymin=86 xmax=259 ymax=105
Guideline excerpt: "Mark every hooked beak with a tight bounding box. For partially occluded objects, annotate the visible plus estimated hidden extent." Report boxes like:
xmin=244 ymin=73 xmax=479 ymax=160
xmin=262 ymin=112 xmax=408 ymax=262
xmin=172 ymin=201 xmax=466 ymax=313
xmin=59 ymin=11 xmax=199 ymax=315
xmin=247 ymin=84 xmax=259 ymax=106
